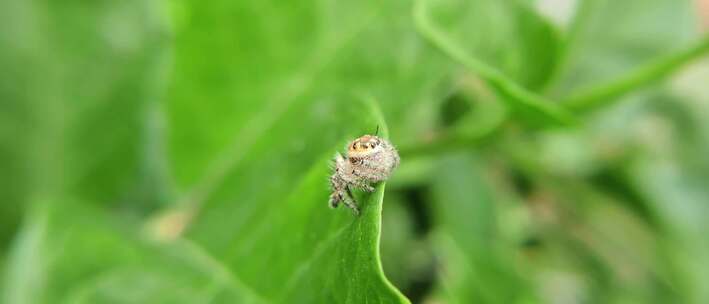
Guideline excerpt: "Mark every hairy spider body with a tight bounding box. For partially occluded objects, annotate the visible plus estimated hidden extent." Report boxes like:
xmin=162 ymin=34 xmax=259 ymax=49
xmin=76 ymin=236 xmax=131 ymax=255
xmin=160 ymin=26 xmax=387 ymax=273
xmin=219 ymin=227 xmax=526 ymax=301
xmin=329 ymin=135 xmax=400 ymax=215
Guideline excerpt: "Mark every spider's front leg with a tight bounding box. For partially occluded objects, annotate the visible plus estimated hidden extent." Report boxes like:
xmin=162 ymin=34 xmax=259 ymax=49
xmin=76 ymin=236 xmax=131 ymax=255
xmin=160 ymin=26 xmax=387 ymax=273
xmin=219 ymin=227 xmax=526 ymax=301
xmin=348 ymin=169 xmax=376 ymax=193
xmin=330 ymin=190 xmax=359 ymax=216
xmin=342 ymin=187 xmax=361 ymax=216
xmin=355 ymin=182 xmax=375 ymax=193
xmin=328 ymin=191 xmax=342 ymax=209
xmin=329 ymin=172 xmax=346 ymax=209
xmin=329 ymin=173 xmax=360 ymax=215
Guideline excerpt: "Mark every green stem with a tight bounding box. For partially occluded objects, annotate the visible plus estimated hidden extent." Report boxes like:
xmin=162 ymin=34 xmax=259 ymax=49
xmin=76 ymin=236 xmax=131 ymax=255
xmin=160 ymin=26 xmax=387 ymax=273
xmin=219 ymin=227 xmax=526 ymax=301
xmin=412 ymin=0 xmax=575 ymax=126
xmin=564 ymin=36 xmax=709 ymax=113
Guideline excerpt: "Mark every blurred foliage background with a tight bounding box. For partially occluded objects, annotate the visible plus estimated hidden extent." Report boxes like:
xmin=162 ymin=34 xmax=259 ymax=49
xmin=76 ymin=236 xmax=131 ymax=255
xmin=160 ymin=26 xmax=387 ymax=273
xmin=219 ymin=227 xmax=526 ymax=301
xmin=1 ymin=0 xmax=709 ymax=303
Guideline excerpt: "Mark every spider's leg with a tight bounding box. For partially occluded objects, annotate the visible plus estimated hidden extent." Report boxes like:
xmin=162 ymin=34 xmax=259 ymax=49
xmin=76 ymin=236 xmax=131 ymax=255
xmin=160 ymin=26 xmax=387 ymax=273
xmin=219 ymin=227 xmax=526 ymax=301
xmin=366 ymin=184 xmax=376 ymax=192
xmin=329 ymin=172 xmax=346 ymax=209
xmin=343 ymin=187 xmax=361 ymax=216
xmin=329 ymin=191 xmax=342 ymax=208
xmin=359 ymin=182 xmax=375 ymax=192
xmin=348 ymin=168 xmax=376 ymax=193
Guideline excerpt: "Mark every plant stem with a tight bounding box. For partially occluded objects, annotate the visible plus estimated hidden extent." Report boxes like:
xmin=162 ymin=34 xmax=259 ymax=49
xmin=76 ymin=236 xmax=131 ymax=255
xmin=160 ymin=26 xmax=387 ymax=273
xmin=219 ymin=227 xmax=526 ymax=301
xmin=412 ymin=0 xmax=575 ymax=126
xmin=564 ymin=36 xmax=709 ymax=113
xmin=408 ymin=0 xmax=709 ymax=157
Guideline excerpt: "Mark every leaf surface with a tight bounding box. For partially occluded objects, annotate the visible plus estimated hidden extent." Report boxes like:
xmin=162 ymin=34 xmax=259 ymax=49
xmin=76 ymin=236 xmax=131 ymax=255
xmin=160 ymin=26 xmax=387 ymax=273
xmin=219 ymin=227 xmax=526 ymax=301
xmin=1 ymin=0 xmax=442 ymax=302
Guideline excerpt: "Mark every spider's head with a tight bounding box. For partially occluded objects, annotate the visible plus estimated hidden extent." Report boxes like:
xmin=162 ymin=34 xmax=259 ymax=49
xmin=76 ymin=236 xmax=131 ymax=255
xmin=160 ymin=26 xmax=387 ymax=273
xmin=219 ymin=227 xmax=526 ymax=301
xmin=347 ymin=135 xmax=383 ymax=157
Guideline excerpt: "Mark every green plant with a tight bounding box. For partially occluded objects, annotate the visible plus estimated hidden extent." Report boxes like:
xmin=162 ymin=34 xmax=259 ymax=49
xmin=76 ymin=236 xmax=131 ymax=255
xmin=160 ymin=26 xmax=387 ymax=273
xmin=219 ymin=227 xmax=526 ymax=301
xmin=2 ymin=0 xmax=708 ymax=303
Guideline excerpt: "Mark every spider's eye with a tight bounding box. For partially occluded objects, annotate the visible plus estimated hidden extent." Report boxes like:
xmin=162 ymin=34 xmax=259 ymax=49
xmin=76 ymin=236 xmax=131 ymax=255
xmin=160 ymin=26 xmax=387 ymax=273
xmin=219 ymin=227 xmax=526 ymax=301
xmin=349 ymin=137 xmax=381 ymax=152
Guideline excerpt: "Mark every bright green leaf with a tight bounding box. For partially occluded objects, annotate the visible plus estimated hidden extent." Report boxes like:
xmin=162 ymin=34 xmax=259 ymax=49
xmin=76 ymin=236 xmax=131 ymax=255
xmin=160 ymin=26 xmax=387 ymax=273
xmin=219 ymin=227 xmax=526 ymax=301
xmin=178 ymin=97 xmax=409 ymax=303
xmin=164 ymin=0 xmax=461 ymax=302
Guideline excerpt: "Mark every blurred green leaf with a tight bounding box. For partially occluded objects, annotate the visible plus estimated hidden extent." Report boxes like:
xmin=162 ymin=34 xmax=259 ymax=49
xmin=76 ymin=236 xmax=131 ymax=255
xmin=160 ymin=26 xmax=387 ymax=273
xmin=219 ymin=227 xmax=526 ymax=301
xmin=2 ymin=200 xmax=261 ymax=304
xmin=0 ymin=0 xmax=173 ymax=238
xmin=625 ymin=71 xmax=709 ymax=303
xmin=552 ymin=182 xmax=680 ymax=303
xmin=428 ymin=154 xmax=537 ymax=303
xmin=4 ymin=100 xmax=410 ymax=302
xmin=630 ymin=159 xmax=709 ymax=303
xmin=380 ymin=194 xmax=418 ymax=290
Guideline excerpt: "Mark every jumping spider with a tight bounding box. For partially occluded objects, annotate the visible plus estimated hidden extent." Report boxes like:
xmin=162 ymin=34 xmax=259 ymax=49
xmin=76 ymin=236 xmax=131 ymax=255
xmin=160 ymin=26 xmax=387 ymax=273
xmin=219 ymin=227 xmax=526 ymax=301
xmin=329 ymin=134 xmax=400 ymax=215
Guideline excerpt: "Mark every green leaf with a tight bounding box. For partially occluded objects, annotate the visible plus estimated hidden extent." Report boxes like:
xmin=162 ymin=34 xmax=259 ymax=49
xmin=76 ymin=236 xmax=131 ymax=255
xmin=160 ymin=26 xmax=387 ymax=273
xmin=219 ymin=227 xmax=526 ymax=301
xmin=428 ymin=154 xmax=537 ymax=303
xmin=0 ymin=0 xmax=173 ymax=217
xmin=4 ymin=97 xmax=410 ymax=303
xmin=176 ymin=96 xmax=409 ymax=303
xmin=163 ymin=0 xmax=456 ymax=301
xmin=2 ymin=200 xmax=262 ymax=304
xmin=3 ymin=0 xmax=450 ymax=300
xmin=624 ymin=76 xmax=709 ymax=303
xmin=631 ymin=160 xmax=709 ymax=303
xmin=267 ymin=158 xmax=407 ymax=303
xmin=166 ymin=0 xmax=451 ymax=191
xmin=379 ymin=193 xmax=418 ymax=290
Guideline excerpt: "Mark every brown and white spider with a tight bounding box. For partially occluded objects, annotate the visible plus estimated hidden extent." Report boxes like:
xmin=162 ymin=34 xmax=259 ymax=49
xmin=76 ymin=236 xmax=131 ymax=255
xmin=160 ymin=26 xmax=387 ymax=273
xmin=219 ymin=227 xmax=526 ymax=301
xmin=329 ymin=134 xmax=400 ymax=215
